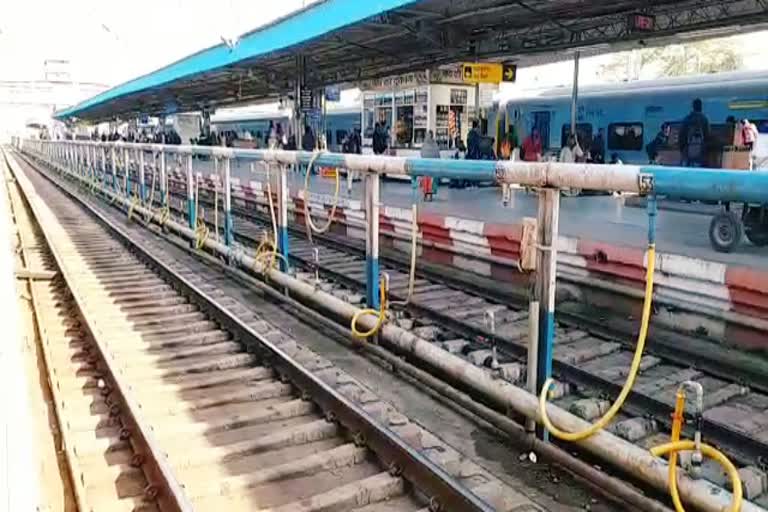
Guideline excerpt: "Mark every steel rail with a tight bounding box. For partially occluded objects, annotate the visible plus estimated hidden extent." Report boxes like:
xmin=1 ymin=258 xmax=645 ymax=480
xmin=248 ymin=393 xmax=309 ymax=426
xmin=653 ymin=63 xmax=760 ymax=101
xmin=3 ymin=149 xmax=195 ymax=512
xmin=195 ymin=197 xmax=768 ymax=468
xmin=10 ymin=148 xmax=496 ymax=512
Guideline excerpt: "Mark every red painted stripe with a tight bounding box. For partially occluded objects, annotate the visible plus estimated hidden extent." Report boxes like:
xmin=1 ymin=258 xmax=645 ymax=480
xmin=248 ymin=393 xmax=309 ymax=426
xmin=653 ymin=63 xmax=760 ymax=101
xmin=726 ymin=267 xmax=768 ymax=295
xmin=483 ymin=223 xmax=523 ymax=260
xmin=578 ymin=240 xmax=646 ymax=285
xmin=725 ymin=267 xmax=768 ymax=318
xmin=421 ymin=246 xmax=454 ymax=266
xmin=418 ymin=212 xmax=451 ymax=246
xmin=379 ymin=214 xmax=395 ymax=234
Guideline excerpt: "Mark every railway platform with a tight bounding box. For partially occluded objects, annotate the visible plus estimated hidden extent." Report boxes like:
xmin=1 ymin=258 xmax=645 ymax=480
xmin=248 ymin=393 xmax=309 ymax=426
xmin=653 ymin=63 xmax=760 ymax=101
xmin=0 ymin=154 xmax=45 ymax=512
xmin=223 ymin=161 xmax=768 ymax=270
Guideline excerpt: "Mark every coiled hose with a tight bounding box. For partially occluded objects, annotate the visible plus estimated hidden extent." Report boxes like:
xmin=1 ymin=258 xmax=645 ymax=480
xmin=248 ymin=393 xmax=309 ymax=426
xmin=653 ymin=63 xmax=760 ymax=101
xmin=350 ymin=275 xmax=388 ymax=339
xmin=652 ymin=388 xmax=742 ymax=512
xmin=391 ymin=203 xmax=418 ymax=307
xmin=538 ymin=196 xmax=658 ymax=441
xmin=253 ymin=165 xmax=290 ymax=273
xmin=303 ymin=151 xmax=340 ymax=244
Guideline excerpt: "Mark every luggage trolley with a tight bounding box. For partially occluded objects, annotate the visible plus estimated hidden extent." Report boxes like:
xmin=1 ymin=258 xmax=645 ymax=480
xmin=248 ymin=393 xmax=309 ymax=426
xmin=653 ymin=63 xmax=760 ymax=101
xmin=709 ymin=203 xmax=768 ymax=252
xmin=708 ymin=148 xmax=768 ymax=252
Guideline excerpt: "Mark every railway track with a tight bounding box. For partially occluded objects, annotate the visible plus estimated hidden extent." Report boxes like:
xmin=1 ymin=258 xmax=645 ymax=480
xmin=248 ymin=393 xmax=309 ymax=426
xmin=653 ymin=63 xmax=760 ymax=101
xmin=4 ymin=151 xmax=535 ymax=511
xmin=179 ymin=171 xmax=768 ymax=476
xmin=17 ymin=146 xmax=768 ymax=510
xmin=157 ymin=160 xmax=768 ymax=501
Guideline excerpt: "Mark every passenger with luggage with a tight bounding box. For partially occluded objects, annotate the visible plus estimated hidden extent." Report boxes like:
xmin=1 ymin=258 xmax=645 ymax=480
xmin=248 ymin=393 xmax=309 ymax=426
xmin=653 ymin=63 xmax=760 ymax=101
xmin=646 ymin=123 xmax=671 ymax=164
xmin=419 ymin=130 xmax=441 ymax=201
xmin=679 ymin=98 xmax=710 ymax=167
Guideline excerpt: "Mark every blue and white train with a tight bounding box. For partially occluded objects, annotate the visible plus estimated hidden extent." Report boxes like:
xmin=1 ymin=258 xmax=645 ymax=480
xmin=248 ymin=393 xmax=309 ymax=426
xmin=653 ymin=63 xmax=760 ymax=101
xmin=211 ymin=106 xmax=360 ymax=153
xmin=212 ymin=70 xmax=768 ymax=168
xmin=490 ymin=70 xmax=768 ymax=167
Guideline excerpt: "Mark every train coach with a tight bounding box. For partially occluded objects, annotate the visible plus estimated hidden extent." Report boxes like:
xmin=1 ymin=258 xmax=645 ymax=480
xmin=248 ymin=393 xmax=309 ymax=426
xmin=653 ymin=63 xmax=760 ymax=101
xmin=490 ymin=69 xmax=768 ymax=168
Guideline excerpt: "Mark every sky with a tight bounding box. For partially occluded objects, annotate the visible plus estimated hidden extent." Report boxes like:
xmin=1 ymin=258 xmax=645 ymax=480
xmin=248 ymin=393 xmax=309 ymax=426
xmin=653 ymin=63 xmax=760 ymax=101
xmin=0 ymin=0 xmax=316 ymax=85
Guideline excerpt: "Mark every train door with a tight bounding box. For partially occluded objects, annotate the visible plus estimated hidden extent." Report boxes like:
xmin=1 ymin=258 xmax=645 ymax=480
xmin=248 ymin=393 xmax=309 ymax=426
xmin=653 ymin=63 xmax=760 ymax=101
xmin=531 ymin=111 xmax=551 ymax=150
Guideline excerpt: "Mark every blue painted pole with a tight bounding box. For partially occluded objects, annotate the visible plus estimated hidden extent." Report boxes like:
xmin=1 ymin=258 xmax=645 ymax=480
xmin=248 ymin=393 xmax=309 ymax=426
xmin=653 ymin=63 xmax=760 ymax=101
xmin=186 ymin=154 xmax=196 ymax=230
xmin=138 ymin=149 xmax=146 ymax=202
xmin=365 ymin=173 xmax=381 ymax=310
xmin=123 ymin=148 xmax=131 ymax=197
xmin=534 ymin=188 xmax=560 ymax=441
xmin=224 ymin=157 xmax=234 ymax=248
xmin=159 ymin=150 xmax=167 ymax=207
xmin=111 ymin=146 xmax=117 ymax=190
xmin=277 ymin=164 xmax=290 ymax=272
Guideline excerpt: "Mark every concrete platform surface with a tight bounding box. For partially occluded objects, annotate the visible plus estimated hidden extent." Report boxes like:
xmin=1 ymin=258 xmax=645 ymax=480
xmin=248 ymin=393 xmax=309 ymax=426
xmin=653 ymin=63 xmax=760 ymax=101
xmin=207 ymin=159 xmax=768 ymax=270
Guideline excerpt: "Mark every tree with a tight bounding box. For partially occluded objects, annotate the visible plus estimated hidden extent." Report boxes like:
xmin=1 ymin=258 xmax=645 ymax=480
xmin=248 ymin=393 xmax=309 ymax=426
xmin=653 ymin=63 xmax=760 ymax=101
xmin=599 ymin=40 xmax=743 ymax=81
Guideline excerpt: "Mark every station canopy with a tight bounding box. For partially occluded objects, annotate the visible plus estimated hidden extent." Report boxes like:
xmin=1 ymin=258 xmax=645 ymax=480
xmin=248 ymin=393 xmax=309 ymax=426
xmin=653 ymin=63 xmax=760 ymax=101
xmin=56 ymin=0 xmax=768 ymax=122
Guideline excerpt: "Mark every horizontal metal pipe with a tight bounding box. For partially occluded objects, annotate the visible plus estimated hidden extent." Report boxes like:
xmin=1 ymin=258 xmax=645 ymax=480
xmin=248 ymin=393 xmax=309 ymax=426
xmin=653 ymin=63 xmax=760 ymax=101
xmin=30 ymin=140 xmax=768 ymax=203
xmin=217 ymin=261 xmax=670 ymax=512
xmin=27 ymin=148 xmax=763 ymax=512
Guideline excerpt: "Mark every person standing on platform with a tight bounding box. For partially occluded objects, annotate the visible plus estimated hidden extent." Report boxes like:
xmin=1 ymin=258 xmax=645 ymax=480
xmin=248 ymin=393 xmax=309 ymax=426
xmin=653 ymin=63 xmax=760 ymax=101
xmin=559 ymin=134 xmax=583 ymax=163
xmin=302 ymin=125 xmax=316 ymax=152
xmin=467 ymin=120 xmax=481 ymax=160
xmin=500 ymin=125 xmax=518 ymax=160
xmin=591 ymin=128 xmax=606 ymax=164
xmin=741 ymin=118 xmax=759 ymax=169
xmin=679 ymin=98 xmax=710 ymax=167
xmin=373 ymin=122 xmax=387 ymax=155
xmin=419 ymin=130 xmax=441 ymax=201
xmin=521 ymin=128 xmax=543 ymax=162
xmin=646 ymin=122 xmax=670 ymax=164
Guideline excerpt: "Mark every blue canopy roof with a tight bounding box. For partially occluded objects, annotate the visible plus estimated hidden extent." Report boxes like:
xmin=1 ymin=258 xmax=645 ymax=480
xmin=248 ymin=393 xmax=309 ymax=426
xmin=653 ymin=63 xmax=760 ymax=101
xmin=56 ymin=0 xmax=768 ymax=122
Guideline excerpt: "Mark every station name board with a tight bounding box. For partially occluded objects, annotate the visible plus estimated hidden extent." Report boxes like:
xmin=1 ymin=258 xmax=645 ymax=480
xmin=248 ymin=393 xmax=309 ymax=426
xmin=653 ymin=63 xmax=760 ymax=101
xmin=358 ymin=67 xmax=465 ymax=91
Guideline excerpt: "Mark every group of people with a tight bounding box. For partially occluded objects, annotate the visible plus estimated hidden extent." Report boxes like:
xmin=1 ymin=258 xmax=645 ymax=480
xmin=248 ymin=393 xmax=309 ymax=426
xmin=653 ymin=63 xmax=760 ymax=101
xmin=92 ymin=129 xmax=182 ymax=144
xmin=646 ymin=98 xmax=759 ymax=167
xmin=513 ymin=127 xmax=620 ymax=165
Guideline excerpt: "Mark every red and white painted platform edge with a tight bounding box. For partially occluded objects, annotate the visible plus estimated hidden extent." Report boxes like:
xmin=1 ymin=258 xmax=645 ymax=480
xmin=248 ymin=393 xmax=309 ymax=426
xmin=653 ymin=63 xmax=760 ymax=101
xmin=170 ymin=173 xmax=768 ymax=341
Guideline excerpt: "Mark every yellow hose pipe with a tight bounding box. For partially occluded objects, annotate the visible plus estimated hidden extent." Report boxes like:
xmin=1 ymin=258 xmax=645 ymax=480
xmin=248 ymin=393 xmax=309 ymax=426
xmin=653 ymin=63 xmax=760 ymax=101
xmin=351 ymin=275 xmax=388 ymax=339
xmin=651 ymin=441 xmax=743 ymax=512
xmin=303 ymin=151 xmax=340 ymax=242
xmin=538 ymin=244 xmax=656 ymax=441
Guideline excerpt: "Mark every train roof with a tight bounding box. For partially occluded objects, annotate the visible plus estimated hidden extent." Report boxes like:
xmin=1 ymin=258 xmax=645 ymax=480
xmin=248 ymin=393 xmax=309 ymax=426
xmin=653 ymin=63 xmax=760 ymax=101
xmin=498 ymin=69 xmax=768 ymax=104
xmin=212 ymin=104 xmax=360 ymax=124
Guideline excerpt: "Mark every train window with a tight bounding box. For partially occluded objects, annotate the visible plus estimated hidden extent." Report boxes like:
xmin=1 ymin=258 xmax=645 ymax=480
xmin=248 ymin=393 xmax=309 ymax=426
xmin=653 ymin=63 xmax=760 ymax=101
xmin=561 ymin=123 xmax=593 ymax=148
xmin=608 ymin=123 xmax=644 ymax=151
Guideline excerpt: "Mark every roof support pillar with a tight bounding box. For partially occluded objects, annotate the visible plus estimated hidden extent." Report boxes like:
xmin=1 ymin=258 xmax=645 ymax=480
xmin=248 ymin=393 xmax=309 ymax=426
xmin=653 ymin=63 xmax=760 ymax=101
xmin=570 ymin=51 xmax=580 ymax=143
xmin=295 ymin=55 xmax=305 ymax=150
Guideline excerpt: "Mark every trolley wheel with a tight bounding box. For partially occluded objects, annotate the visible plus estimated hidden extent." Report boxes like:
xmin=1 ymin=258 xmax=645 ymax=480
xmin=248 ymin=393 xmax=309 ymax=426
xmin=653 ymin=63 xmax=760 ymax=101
xmin=709 ymin=211 xmax=743 ymax=253
xmin=743 ymin=205 xmax=768 ymax=247
xmin=746 ymin=230 xmax=768 ymax=246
